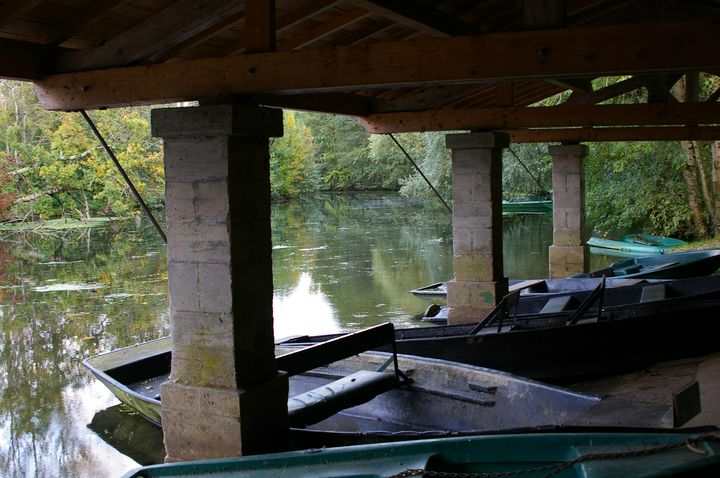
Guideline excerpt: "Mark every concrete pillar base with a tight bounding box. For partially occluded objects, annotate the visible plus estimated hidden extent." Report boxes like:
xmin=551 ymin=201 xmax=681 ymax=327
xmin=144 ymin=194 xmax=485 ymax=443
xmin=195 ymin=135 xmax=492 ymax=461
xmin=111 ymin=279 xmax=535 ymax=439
xmin=447 ymin=278 xmax=509 ymax=325
xmin=549 ymin=245 xmax=587 ymax=278
xmin=161 ymin=372 xmax=289 ymax=461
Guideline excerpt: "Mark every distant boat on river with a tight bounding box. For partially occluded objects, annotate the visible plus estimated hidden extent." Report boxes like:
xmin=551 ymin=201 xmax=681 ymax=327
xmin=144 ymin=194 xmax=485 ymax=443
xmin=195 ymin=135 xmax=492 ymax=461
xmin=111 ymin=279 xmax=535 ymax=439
xmin=588 ymin=234 xmax=687 ymax=256
xmin=502 ymin=199 xmax=552 ymax=214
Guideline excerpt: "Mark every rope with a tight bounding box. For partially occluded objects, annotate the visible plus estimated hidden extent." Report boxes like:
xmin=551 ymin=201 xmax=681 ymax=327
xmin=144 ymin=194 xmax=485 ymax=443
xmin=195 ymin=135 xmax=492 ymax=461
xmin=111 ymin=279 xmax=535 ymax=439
xmin=388 ymin=133 xmax=452 ymax=214
xmin=507 ymin=147 xmax=546 ymax=194
xmin=388 ymin=433 xmax=720 ymax=478
xmin=80 ymin=110 xmax=168 ymax=243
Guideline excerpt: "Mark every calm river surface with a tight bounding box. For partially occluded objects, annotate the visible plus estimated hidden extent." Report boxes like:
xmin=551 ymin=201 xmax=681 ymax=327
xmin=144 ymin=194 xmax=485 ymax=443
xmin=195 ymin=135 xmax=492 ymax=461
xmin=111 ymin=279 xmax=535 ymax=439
xmin=0 ymin=192 xmax=614 ymax=477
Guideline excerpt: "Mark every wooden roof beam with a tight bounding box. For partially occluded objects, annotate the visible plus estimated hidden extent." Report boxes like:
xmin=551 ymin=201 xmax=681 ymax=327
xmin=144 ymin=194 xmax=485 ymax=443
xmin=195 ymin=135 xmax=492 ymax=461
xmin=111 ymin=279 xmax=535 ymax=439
xmin=36 ymin=19 xmax=720 ymax=110
xmin=509 ymin=126 xmax=720 ymax=143
xmin=0 ymin=38 xmax=50 ymax=80
xmin=281 ymin=9 xmax=370 ymax=50
xmin=45 ymin=0 xmax=127 ymax=46
xmin=0 ymin=0 xmax=44 ymax=28
xmin=350 ymin=0 xmax=471 ymax=36
xmin=55 ymin=0 xmax=245 ymax=72
xmin=245 ymin=0 xmax=275 ymax=53
xmin=360 ymin=102 xmax=720 ymax=133
xmin=523 ymin=0 xmax=566 ymax=28
xmin=223 ymin=0 xmax=344 ymax=56
xmin=565 ymin=75 xmax=648 ymax=104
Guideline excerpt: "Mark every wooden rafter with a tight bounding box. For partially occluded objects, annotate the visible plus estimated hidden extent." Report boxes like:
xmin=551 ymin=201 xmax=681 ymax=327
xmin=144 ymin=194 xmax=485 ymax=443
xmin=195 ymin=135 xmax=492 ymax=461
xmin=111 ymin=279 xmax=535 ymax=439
xmin=222 ymin=0 xmax=344 ymax=56
xmin=348 ymin=22 xmax=396 ymax=46
xmin=0 ymin=38 xmax=48 ymax=80
xmin=509 ymin=126 xmax=720 ymax=143
xmin=55 ymin=0 xmax=245 ymax=72
xmin=148 ymin=12 xmax=245 ymax=63
xmin=350 ymin=0 xmax=470 ymax=36
xmin=245 ymin=0 xmax=276 ymax=53
xmin=280 ymin=8 xmax=370 ymax=50
xmin=360 ymin=103 xmax=720 ymax=133
xmin=45 ymin=0 xmax=127 ymax=46
xmin=0 ymin=0 xmax=44 ymax=28
xmin=36 ymin=19 xmax=720 ymax=110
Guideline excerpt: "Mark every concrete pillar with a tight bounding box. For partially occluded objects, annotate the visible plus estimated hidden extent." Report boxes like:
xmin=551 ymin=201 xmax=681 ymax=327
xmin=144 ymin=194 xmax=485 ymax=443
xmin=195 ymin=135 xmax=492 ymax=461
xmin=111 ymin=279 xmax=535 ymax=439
xmin=445 ymin=132 xmax=509 ymax=325
xmin=548 ymin=144 xmax=588 ymax=278
xmin=152 ymin=104 xmax=288 ymax=461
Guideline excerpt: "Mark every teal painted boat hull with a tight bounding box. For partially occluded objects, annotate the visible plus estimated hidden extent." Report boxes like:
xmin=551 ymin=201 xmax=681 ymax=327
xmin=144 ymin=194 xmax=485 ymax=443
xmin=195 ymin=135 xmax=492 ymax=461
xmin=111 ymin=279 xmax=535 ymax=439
xmin=123 ymin=431 xmax=720 ymax=478
xmin=588 ymin=234 xmax=687 ymax=255
xmin=579 ymin=249 xmax=720 ymax=279
xmin=587 ymin=237 xmax=665 ymax=255
xmin=623 ymin=234 xmax=687 ymax=249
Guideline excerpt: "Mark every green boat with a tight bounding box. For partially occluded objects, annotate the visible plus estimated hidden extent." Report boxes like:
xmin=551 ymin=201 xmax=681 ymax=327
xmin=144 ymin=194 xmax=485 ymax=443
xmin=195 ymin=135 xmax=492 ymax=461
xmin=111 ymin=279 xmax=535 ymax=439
xmin=577 ymin=249 xmax=720 ymax=279
xmin=502 ymin=199 xmax=552 ymax=214
xmin=588 ymin=234 xmax=687 ymax=256
xmin=123 ymin=430 xmax=720 ymax=477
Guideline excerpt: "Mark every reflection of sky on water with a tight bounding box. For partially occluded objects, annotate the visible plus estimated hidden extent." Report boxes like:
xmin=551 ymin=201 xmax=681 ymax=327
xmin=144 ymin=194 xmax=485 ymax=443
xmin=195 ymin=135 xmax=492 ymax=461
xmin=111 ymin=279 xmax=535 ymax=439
xmin=0 ymin=381 xmax=137 ymax=477
xmin=273 ymin=272 xmax=340 ymax=338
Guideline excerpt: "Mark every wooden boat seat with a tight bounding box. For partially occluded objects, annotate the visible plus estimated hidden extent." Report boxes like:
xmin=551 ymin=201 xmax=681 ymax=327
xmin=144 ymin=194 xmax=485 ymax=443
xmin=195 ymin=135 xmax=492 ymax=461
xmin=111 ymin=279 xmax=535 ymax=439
xmin=288 ymin=370 xmax=397 ymax=427
xmin=640 ymin=284 xmax=666 ymax=303
xmin=540 ymin=295 xmax=574 ymax=313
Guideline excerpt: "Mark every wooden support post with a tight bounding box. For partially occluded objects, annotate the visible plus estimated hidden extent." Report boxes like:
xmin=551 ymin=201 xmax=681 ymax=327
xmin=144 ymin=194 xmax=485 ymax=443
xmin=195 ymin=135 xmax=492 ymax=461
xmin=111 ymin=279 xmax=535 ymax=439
xmin=445 ymin=132 xmax=509 ymax=325
xmin=152 ymin=104 xmax=288 ymax=461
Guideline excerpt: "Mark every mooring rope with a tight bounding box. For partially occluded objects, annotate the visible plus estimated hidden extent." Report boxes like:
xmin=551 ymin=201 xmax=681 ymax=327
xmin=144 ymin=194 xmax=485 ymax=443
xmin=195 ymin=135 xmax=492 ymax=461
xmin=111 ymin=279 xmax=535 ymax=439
xmin=388 ymin=133 xmax=452 ymax=214
xmin=506 ymin=147 xmax=546 ymax=195
xmin=80 ymin=110 xmax=168 ymax=243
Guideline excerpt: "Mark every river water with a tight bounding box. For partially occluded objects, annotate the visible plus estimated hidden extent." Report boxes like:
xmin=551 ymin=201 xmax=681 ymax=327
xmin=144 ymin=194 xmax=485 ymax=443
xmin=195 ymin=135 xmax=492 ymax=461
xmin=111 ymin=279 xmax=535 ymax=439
xmin=0 ymin=193 xmax=614 ymax=477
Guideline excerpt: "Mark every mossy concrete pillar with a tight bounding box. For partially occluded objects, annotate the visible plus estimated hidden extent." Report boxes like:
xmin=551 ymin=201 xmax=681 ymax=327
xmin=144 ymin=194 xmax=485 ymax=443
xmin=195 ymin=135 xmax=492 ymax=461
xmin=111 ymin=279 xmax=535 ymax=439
xmin=549 ymin=144 xmax=588 ymax=278
xmin=152 ymin=104 xmax=288 ymax=462
xmin=445 ymin=132 xmax=508 ymax=325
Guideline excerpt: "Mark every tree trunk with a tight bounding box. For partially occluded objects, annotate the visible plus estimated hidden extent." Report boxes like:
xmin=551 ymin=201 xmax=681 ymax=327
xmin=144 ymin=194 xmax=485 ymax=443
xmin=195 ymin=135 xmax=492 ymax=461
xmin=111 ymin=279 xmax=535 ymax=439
xmin=680 ymin=140 xmax=709 ymax=237
xmin=713 ymin=141 xmax=720 ymax=236
xmin=675 ymin=74 xmax=710 ymax=237
xmin=691 ymin=140 xmax=714 ymax=225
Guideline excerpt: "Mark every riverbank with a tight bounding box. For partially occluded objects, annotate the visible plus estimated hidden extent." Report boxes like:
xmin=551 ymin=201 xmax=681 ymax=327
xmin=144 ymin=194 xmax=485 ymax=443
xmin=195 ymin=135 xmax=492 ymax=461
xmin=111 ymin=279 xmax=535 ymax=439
xmin=0 ymin=217 xmax=126 ymax=232
xmin=676 ymin=237 xmax=720 ymax=251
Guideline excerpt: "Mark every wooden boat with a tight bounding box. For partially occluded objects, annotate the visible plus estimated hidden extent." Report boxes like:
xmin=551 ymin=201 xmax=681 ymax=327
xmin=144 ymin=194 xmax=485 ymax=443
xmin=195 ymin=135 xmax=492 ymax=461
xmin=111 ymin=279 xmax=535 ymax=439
xmin=502 ymin=199 xmax=552 ymax=214
xmin=575 ymin=249 xmax=720 ymax=279
xmin=85 ymin=326 xmax=682 ymax=448
xmin=588 ymin=234 xmax=686 ymax=255
xmin=410 ymin=249 xmax=720 ymax=297
xmin=411 ymin=277 xmax=655 ymax=298
xmin=284 ymin=275 xmax=720 ymax=382
xmin=122 ymin=429 xmax=720 ymax=478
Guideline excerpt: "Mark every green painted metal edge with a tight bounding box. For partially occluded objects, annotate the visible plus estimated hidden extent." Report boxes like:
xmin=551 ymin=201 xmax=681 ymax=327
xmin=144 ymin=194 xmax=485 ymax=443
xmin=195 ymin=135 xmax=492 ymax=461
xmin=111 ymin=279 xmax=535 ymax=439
xmin=122 ymin=431 xmax=720 ymax=478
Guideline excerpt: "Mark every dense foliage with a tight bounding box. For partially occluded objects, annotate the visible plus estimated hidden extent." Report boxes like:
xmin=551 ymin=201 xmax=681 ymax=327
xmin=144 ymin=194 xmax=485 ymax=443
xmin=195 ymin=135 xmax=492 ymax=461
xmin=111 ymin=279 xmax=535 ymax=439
xmin=3 ymin=76 xmax=720 ymax=240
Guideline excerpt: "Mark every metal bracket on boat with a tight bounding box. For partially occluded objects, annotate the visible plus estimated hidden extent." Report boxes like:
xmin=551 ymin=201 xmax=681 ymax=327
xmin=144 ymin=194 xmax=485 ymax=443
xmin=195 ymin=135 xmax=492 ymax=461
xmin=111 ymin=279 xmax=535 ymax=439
xmin=566 ymin=277 xmax=606 ymax=326
xmin=469 ymin=287 xmax=524 ymax=335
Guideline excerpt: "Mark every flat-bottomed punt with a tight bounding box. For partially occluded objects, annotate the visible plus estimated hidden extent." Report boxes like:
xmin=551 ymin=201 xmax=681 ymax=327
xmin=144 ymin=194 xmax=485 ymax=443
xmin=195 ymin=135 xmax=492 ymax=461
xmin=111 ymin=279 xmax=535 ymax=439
xmin=288 ymin=276 xmax=720 ymax=382
xmin=85 ymin=331 xmax=683 ymax=448
xmin=588 ymin=234 xmax=687 ymax=255
xmin=410 ymin=249 xmax=720 ymax=298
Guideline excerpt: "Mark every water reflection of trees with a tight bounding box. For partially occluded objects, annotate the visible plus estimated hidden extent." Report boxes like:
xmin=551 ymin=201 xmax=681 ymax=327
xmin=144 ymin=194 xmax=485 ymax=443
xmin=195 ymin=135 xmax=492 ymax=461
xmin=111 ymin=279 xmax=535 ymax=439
xmin=0 ymin=221 xmax=168 ymax=477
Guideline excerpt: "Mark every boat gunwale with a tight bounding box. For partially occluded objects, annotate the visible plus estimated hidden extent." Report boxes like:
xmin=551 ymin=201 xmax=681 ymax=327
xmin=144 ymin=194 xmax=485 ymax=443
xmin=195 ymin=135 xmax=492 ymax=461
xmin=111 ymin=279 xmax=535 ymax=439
xmin=120 ymin=428 xmax=720 ymax=478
